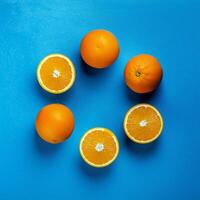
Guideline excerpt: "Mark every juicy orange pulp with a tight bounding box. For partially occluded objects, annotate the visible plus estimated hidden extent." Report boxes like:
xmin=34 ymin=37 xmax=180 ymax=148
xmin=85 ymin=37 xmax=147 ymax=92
xmin=35 ymin=104 xmax=74 ymax=144
xmin=80 ymin=128 xmax=119 ymax=167
xmin=37 ymin=54 xmax=75 ymax=94
xmin=124 ymin=104 xmax=163 ymax=144
xmin=80 ymin=30 xmax=120 ymax=68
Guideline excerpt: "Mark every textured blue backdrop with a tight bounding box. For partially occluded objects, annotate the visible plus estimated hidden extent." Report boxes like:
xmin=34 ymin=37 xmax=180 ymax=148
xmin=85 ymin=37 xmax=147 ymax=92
xmin=0 ymin=0 xmax=200 ymax=199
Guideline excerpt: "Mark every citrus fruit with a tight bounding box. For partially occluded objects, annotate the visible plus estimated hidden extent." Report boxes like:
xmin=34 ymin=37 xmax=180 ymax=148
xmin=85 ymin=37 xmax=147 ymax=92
xmin=124 ymin=54 xmax=163 ymax=93
xmin=35 ymin=104 xmax=74 ymax=144
xmin=79 ymin=128 xmax=119 ymax=167
xmin=37 ymin=54 xmax=76 ymax=94
xmin=80 ymin=29 xmax=120 ymax=68
xmin=124 ymin=104 xmax=163 ymax=144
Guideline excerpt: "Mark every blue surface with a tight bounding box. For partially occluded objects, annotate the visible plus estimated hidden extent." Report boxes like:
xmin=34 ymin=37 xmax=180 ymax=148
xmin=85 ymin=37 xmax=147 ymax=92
xmin=0 ymin=0 xmax=200 ymax=199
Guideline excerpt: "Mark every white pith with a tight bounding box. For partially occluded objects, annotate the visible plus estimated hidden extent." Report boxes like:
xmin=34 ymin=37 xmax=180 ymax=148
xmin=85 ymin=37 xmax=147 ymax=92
xmin=139 ymin=120 xmax=148 ymax=127
xmin=95 ymin=143 xmax=104 ymax=152
xmin=52 ymin=69 xmax=60 ymax=78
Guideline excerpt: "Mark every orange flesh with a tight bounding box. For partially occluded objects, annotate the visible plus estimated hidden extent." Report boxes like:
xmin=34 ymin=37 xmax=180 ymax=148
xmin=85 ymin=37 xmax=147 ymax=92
xmin=126 ymin=106 xmax=162 ymax=142
xmin=40 ymin=56 xmax=73 ymax=91
xmin=81 ymin=129 xmax=118 ymax=165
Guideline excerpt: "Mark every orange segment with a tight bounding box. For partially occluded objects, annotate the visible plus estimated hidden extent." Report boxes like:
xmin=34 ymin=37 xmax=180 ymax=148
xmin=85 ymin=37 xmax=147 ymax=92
xmin=124 ymin=104 xmax=163 ymax=144
xmin=37 ymin=54 xmax=76 ymax=94
xmin=80 ymin=128 xmax=119 ymax=168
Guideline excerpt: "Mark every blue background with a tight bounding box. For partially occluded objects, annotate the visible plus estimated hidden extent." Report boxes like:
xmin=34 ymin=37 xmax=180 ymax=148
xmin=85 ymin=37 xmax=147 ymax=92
xmin=0 ymin=0 xmax=200 ymax=199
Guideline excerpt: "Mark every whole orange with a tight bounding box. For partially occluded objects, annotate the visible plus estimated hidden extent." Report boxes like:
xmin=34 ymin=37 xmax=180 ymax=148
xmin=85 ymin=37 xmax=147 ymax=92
xmin=124 ymin=54 xmax=163 ymax=93
xmin=80 ymin=29 xmax=120 ymax=68
xmin=35 ymin=104 xmax=74 ymax=144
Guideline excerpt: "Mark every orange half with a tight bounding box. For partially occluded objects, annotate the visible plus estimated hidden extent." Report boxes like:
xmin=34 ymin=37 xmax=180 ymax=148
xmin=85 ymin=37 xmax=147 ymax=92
xmin=124 ymin=104 xmax=163 ymax=144
xmin=80 ymin=128 xmax=119 ymax=168
xmin=37 ymin=54 xmax=76 ymax=94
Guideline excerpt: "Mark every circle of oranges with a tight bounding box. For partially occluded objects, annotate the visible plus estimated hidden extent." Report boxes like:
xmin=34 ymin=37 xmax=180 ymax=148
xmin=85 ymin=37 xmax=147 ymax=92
xmin=35 ymin=29 xmax=164 ymax=168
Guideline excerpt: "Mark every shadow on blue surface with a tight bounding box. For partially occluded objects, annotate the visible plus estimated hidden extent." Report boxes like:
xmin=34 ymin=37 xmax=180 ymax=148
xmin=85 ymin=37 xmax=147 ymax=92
xmin=124 ymin=82 xmax=163 ymax=105
xmin=79 ymin=56 xmax=117 ymax=76
xmin=33 ymin=131 xmax=63 ymax=156
xmin=33 ymin=77 xmax=75 ymax=104
xmin=123 ymin=132 xmax=161 ymax=158
xmin=78 ymin=157 xmax=113 ymax=180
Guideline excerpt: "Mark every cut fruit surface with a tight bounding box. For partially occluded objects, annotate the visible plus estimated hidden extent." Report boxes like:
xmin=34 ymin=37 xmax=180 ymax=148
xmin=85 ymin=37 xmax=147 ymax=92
xmin=37 ymin=54 xmax=76 ymax=94
xmin=124 ymin=104 xmax=163 ymax=144
xmin=79 ymin=128 xmax=119 ymax=168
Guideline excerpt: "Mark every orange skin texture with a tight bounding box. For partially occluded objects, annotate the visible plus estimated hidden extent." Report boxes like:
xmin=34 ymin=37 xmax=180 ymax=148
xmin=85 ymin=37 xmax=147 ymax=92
xmin=124 ymin=54 xmax=163 ymax=93
xmin=35 ymin=104 xmax=74 ymax=144
xmin=80 ymin=29 xmax=120 ymax=68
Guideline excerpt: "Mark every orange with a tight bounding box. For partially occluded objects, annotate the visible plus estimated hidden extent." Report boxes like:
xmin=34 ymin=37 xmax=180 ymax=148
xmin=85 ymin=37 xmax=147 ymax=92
xmin=80 ymin=29 xmax=120 ymax=68
xmin=124 ymin=54 xmax=163 ymax=93
xmin=79 ymin=128 xmax=119 ymax=167
xmin=37 ymin=54 xmax=76 ymax=94
xmin=35 ymin=104 xmax=74 ymax=144
xmin=124 ymin=104 xmax=163 ymax=144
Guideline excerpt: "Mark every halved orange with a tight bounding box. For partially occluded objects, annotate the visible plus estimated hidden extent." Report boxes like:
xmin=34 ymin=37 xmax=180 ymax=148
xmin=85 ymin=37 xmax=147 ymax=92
xmin=124 ymin=104 xmax=163 ymax=144
xmin=37 ymin=54 xmax=76 ymax=94
xmin=79 ymin=128 xmax=119 ymax=168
